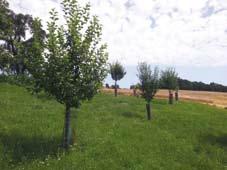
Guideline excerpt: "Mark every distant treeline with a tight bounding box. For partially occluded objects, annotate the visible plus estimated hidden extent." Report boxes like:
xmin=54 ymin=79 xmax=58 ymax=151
xmin=128 ymin=78 xmax=227 ymax=92
xmin=173 ymin=78 xmax=227 ymax=92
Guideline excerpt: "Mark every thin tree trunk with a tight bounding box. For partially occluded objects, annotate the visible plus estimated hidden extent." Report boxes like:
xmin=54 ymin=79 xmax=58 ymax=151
xmin=63 ymin=105 xmax=71 ymax=149
xmin=175 ymin=91 xmax=178 ymax=101
xmin=146 ymin=102 xmax=151 ymax=120
xmin=169 ymin=90 xmax=173 ymax=104
xmin=114 ymin=80 xmax=117 ymax=97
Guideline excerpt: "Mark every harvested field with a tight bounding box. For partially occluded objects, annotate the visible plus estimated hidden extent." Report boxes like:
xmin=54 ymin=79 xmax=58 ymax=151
xmin=102 ymin=88 xmax=227 ymax=108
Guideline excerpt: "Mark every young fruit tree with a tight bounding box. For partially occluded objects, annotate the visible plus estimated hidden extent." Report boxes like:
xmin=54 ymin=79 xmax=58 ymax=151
xmin=110 ymin=61 xmax=126 ymax=97
xmin=137 ymin=62 xmax=159 ymax=120
xmin=28 ymin=0 xmax=108 ymax=149
xmin=161 ymin=67 xmax=178 ymax=104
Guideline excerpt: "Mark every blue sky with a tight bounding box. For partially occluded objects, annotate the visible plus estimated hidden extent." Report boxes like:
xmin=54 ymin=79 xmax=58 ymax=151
xmin=9 ymin=0 xmax=227 ymax=88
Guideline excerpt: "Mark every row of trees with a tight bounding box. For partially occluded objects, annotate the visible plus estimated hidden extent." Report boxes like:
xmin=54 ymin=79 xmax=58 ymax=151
xmin=108 ymin=62 xmax=227 ymax=93
xmin=109 ymin=61 xmax=179 ymax=120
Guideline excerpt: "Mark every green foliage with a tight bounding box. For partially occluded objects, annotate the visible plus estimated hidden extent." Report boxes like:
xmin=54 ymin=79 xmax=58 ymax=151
xmin=110 ymin=61 xmax=126 ymax=81
xmin=137 ymin=62 xmax=159 ymax=103
xmin=0 ymin=0 xmax=11 ymax=40
xmin=0 ymin=75 xmax=33 ymax=88
xmin=0 ymin=47 xmax=12 ymax=74
xmin=161 ymin=67 xmax=178 ymax=92
xmin=130 ymin=83 xmax=140 ymax=89
xmin=25 ymin=18 xmax=45 ymax=93
xmin=29 ymin=0 xmax=108 ymax=108
xmin=1 ymin=83 xmax=227 ymax=169
xmin=178 ymin=78 xmax=227 ymax=92
xmin=0 ymin=0 xmax=34 ymax=75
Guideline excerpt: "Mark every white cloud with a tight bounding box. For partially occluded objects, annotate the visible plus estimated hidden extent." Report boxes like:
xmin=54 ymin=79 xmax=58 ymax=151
xmin=9 ymin=0 xmax=227 ymax=67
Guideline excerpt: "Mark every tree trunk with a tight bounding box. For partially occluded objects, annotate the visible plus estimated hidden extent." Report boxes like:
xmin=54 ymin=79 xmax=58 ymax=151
xmin=133 ymin=88 xmax=136 ymax=96
xmin=175 ymin=91 xmax=178 ymax=101
xmin=169 ymin=91 xmax=173 ymax=104
xmin=114 ymin=80 xmax=117 ymax=97
xmin=63 ymin=105 xmax=71 ymax=149
xmin=146 ymin=102 xmax=151 ymax=120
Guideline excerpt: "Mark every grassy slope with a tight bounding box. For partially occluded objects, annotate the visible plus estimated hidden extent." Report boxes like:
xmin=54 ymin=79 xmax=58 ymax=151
xmin=1 ymin=83 xmax=227 ymax=170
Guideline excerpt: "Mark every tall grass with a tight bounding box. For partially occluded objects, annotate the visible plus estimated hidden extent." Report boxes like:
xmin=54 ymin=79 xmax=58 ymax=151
xmin=1 ymin=83 xmax=227 ymax=170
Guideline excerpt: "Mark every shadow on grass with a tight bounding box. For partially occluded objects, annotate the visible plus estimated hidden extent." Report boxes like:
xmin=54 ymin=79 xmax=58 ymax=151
xmin=0 ymin=131 xmax=63 ymax=164
xmin=121 ymin=112 xmax=143 ymax=119
xmin=202 ymin=134 xmax=227 ymax=148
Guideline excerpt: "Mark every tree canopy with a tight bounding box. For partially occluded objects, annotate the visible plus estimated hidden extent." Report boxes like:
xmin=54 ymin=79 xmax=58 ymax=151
xmin=160 ymin=67 xmax=178 ymax=92
xmin=137 ymin=62 xmax=159 ymax=103
xmin=110 ymin=61 xmax=126 ymax=81
xmin=0 ymin=0 xmax=40 ymax=75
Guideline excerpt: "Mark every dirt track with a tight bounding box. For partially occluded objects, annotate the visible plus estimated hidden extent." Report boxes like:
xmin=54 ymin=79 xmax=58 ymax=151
xmin=102 ymin=88 xmax=227 ymax=109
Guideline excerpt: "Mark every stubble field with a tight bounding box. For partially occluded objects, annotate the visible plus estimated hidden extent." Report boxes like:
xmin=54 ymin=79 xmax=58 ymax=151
xmin=102 ymin=88 xmax=227 ymax=108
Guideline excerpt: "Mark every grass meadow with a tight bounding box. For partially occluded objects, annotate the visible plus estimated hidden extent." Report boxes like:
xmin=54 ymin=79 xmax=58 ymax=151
xmin=1 ymin=83 xmax=227 ymax=169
